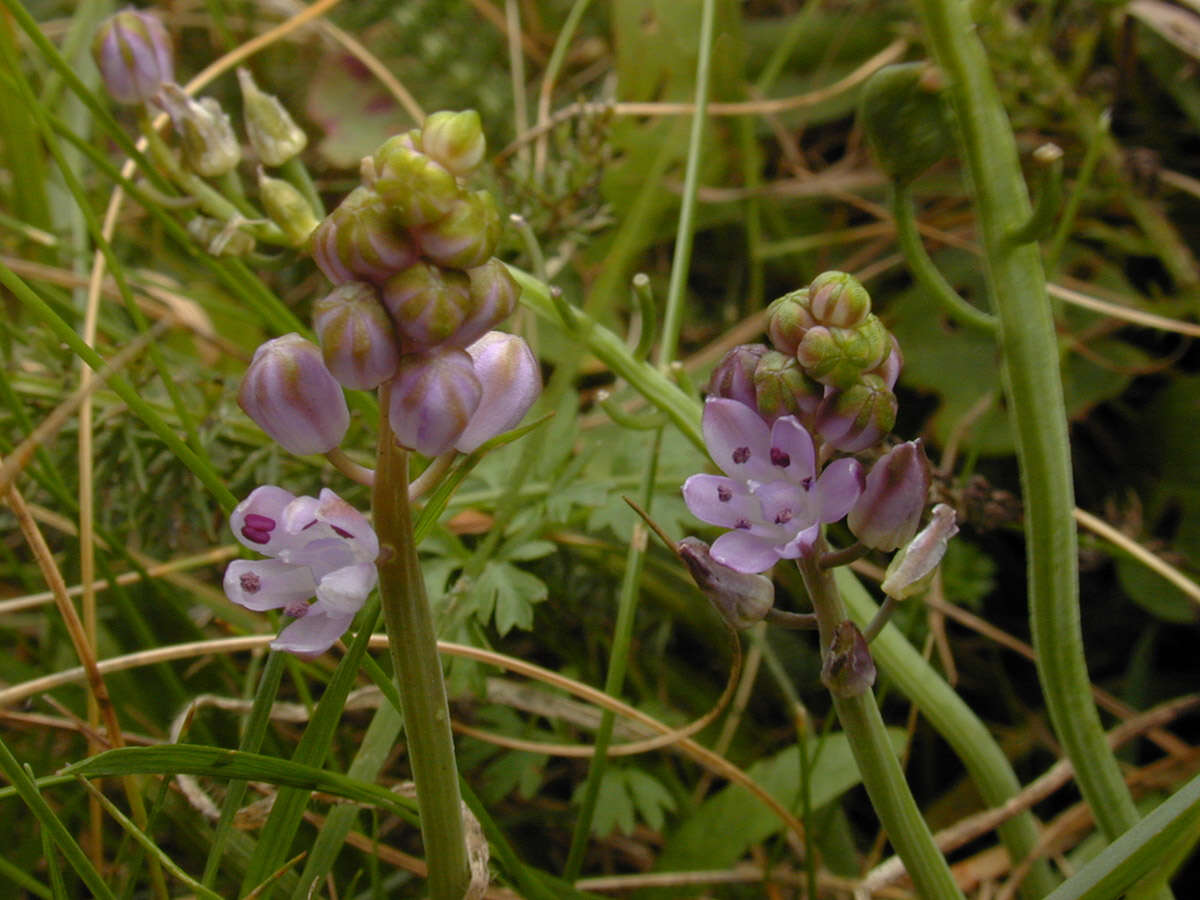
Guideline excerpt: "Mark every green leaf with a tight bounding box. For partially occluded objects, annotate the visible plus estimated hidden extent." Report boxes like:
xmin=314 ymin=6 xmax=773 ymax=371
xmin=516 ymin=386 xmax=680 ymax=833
xmin=623 ymin=769 xmax=677 ymax=833
xmin=471 ymin=561 xmax=549 ymax=635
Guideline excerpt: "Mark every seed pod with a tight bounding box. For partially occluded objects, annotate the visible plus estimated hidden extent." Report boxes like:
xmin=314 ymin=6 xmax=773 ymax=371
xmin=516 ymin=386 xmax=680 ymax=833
xmin=158 ymin=85 xmax=242 ymax=177
xmin=258 ymin=170 xmax=318 ymax=246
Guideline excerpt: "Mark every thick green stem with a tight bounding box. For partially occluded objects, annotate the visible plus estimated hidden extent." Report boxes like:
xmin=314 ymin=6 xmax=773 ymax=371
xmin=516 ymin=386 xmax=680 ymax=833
xmin=797 ymin=550 xmax=965 ymax=900
xmin=373 ymin=386 xmax=470 ymax=900
xmin=912 ymin=0 xmax=1152 ymax=859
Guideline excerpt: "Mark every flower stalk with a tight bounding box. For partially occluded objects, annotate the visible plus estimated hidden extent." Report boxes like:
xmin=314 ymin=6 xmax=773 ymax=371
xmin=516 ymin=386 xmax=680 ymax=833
xmin=373 ymin=383 xmax=470 ymax=900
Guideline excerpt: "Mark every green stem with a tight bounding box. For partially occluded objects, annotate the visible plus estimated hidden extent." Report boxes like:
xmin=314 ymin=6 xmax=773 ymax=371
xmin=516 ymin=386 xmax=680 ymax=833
xmin=280 ymin=155 xmax=324 ymax=218
xmin=912 ymin=0 xmax=1154 ymax=860
xmin=373 ymin=385 xmax=470 ymax=900
xmin=797 ymin=551 xmax=965 ymax=900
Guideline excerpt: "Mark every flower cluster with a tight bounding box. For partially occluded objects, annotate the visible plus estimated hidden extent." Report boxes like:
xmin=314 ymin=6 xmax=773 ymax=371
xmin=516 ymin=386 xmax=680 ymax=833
xmin=224 ymin=486 xmax=378 ymax=657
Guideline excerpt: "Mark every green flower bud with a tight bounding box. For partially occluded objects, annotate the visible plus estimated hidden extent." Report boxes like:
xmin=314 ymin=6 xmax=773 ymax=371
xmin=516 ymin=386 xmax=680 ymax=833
xmin=381 ymin=261 xmax=474 ymax=349
xmin=678 ymin=537 xmax=775 ymax=629
xmin=421 ymin=109 xmax=486 ymax=177
xmin=795 ymin=314 xmax=890 ymax=390
xmin=820 ymin=621 xmax=876 ymax=698
xmin=881 ymin=504 xmax=958 ymax=600
xmin=859 ymin=62 xmax=954 ymax=185
xmin=765 ymin=288 xmax=815 ymax=356
xmin=187 ymin=216 xmax=255 ymax=256
xmin=807 ymin=271 xmax=871 ymax=328
xmin=92 ymin=9 xmax=174 ymax=106
xmin=313 ymin=281 xmax=401 ymax=390
xmin=310 ymin=186 xmax=418 ymax=285
xmin=412 ymin=189 xmax=500 ymax=270
xmin=158 ymin=84 xmax=241 ymax=177
xmin=752 ymin=350 xmax=823 ymax=426
xmin=372 ymin=137 xmax=461 ymax=226
xmin=237 ymin=68 xmax=308 ymax=166
xmin=258 ymin=169 xmax=318 ymax=246
xmin=815 ymin=375 xmax=897 ymax=453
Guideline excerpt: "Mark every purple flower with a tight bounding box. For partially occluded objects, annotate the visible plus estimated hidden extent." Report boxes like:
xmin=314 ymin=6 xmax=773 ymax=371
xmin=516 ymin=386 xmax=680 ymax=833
xmin=224 ymin=486 xmax=378 ymax=657
xmin=683 ymin=398 xmax=864 ymax=573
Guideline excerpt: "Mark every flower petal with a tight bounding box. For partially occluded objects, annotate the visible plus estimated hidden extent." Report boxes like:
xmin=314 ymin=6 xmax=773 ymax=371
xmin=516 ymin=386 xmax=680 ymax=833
xmin=778 ymin=523 xmax=821 ymax=559
xmin=752 ymin=480 xmax=816 ymax=533
xmin=710 ymin=529 xmax=782 ymax=574
xmin=224 ymin=559 xmax=315 ymax=611
xmin=230 ymin=485 xmax=297 ymax=554
xmin=682 ymin=474 xmax=758 ymax=529
xmin=315 ymin=562 xmax=377 ymax=616
xmin=702 ymin=398 xmax=773 ymax=482
xmin=271 ymin=608 xmax=355 ymax=658
xmin=814 ymin=457 xmax=864 ymax=523
xmin=767 ymin=416 xmax=816 ymax=485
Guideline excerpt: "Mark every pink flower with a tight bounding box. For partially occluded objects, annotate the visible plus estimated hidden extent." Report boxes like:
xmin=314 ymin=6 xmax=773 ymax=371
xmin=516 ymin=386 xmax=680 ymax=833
xmin=682 ymin=398 xmax=864 ymax=573
xmin=224 ymin=486 xmax=378 ymax=657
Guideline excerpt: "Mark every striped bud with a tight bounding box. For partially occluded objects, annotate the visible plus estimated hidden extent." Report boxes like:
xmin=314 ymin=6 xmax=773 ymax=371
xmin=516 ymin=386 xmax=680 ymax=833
xmin=807 ymin=271 xmax=871 ymax=328
xmin=815 ymin=375 xmax=897 ymax=453
xmin=387 ymin=347 xmax=481 ymax=455
xmin=313 ymin=282 xmax=401 ymax=390
xmin=765 ymin=288 xmax=816 ymax=356
xmin=412 ymin=189 xmax=500 ymax=270
xmin=455 ymin=332 xmax=541 ymax=452
xmin=238 ymin=68 xmax=307 ymax=166
xmin=158 ymin=85 xmax=241 ymax=177
xmin=239 ymin=334 xmax=349 ymax=455
xmin=421 ymin=109 xmax=486 ymax=177
xmin=848 ymin=441 xmax=931 ymax=550
xmin=92 ymin=9 xmax=173 ymax=106
xmin=381 ymin=261 xmax=474 ymax=349
xmin=707 ymin=343 xmax=768 ymax=409
xmin=373 ymin=137 xmax=460 ymax=227
xmin=457 ymin=259 xmax=520 ymax=346
xmin=795 ymin=315 xmax=890 ymax=390
xmin=753 ymin=350 xmax=823 ymax=426
xmin=310 ymin=187 xmax=418 ymax=285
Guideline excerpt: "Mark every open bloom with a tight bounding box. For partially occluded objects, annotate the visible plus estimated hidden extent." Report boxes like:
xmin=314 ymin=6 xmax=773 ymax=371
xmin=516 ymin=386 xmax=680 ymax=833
xmin=224 ymin=486 xmax=378 ymax=656
xmin=683 ymin=398 xmax=864 ymax=573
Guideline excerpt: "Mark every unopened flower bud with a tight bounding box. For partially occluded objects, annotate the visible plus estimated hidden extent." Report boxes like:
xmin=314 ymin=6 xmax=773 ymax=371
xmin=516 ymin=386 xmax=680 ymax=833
xmin=372 ymin=137 xmax=461 ymax=226
xmin=677 ymin=537 xmax=774 ymax=629
xmin=158 ymin=84 xmax=241 ymax=177
xmin=92 ymin=9 xmax=174 ymax=105
xmin=421 ymin=109 xmax=486 ymax=177
xmin=455 ymin=332 xmax=541 ymax=452
xmin=382 ymin=261 xmax=474 ymax=349
xmin=237 ymin=68 xmax=308 ymax=166
xmin=187 ymin=216 xmax=255 ymax=256
xmin=239 ymin=334 xmax=349 ymax=455
xmin=258 ymin=170 xmax=318 ymax=245
xmin=820 ymin=621 xmax=876 ymax=698
xmin=815 ymin=375 xmax=897 ymax=453
xmin=881 ymin=504 xmax=958 ymax=600
xmin=796 ymin=315 xmax=890 ymax=390
xmin=459 ymin=259 xmax=520 ymax=346
xmin=311 ymin=186 xmax=418 ymax=285
xmin=412 ymin=189 xmax=500 ymax=270
xmin=707 ymin=343 xmax=767 ymax=409
xmin=807 ymin=271 xmax=871 ymax=328
xmin=765 ymin=288 xmax=816 ymax=356
xmin=753 ymin=350 xmax=823 ymax=425
xmin=848 ymin=441 xmax=931 ymax=550
xmin=313 ymin=282 xmax=401 ymax=390
xmin=870 ymin=334 xmax=903 ymax=391
xmin=387 ymin=347 xmax=481 ymax=455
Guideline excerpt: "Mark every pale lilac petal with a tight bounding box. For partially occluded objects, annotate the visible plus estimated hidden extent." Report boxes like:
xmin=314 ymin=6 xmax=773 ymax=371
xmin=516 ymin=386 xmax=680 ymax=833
xmin=752 ymin=480 xmax=816 ymax=532
xmin=814 ymin=458 xmax=864 ymax=523
xmin=315 ymin=562 xmax=377 ymax=616
xmin=270 ymin=608 xmax=355 ymax=657
xmin=702 ymin=398 xmax=774 ymax=482
xmin=280 ymin=536 xmax=357 ymax=579
xmin=230 ymin=485 xmax=298 ymax=554
xmin=778 ymin=523 xmax=821 ymax=559
xmin=767 ymin=416 xmax=816 ymax=484
xmin=224 ymin=559 xmax=315 ymax=611
xmin=314 ymin=489 xmax=379 ymax=559
xmin=710 ymin=530 xmax=782 ymax=574
xmin=454 ymin=332 xmax=541 ymax=453
xmin=682 ymin=474 xmax=758 ymax=529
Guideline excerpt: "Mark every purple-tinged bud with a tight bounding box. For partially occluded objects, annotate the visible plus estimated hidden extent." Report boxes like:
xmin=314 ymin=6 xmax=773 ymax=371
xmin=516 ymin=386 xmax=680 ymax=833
xmin=848 ymin=441 xmax=931 ymax=550
xmin=454 ymin=332 xmax=541 ymax=452
xmin=313 ymin=282 xmax=401 ymax=390
xmin=238 ymin=334 xmax=349 ymax=455
xmin=706 ymin=343 xmax=767 ymax=408
xmin=372 ymin=137 xmax=461 ymax=227
xmin=815 ymin=375 xmax=897 ymax=453
xmin=310 ymin=187 xmax=418 ymax=285
xmin=458 ymin=258 xmax=520 ymax=345
xmin=795 ymin=315 xmax=890 ymax=390
xmin=881 ymin=504 xmax=958 ymax=600
xmin=92 ymin=9 xmax=173 ymax=106
xmin=412 ymin=189 xmax=500 ymax=270
xmin=808 ymin=271 xmax=871 ymax=328
xmin=237 ymin=69 xmax=307 ymax=166
xmin=820 ymin=621 xmax=876 ymax=698
xmin=258 ymin=169 xmax=318 ymax=246
xmin=869 ymin=334 xmax=903 ymax=390
xmin=387 ymin=347 xmax=481 ymax=455
xmin=678 ymin=537 xmax=774 ymax=629
xmin=158 ymin=85 xmax=241 ymax=177
xmin=753 ymin=350 xmax=823 ymax=425
xmin=765 ymin=289 xmax=816 ymax=356
xmin=381 ymin=261 xmax=474 ymax=349
xmin=421 ymin=109 xmax=486 ymax=177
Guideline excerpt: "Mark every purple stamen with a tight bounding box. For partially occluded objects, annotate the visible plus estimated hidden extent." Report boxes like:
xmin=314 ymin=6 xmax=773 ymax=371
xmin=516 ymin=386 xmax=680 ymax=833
xmin=283 ymin=599 xmax=310 ymax=618
xmin=243 ymin=514 xmax=275 ymax=532
xmin=734 ymin=518 xmax=751 ymax=530
xmin=241 ymin=526 xmax=272 ymax=545
xmin=801 ymin=476 xmax=813 ymax=489
xmin=332 ymin=525 xmax=353 ymax=539
xmin=239 ymin=572 xmax=262 ymax=594
xmin=774 ymin=508 xmax=793 ymax=525
xmin=770 ymin=447 xmax=790 ymax=467
xmin=732 ymin=446 xmax=751 ymax=464
xmin=717 ymin=485 xmax=732 ymax=502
